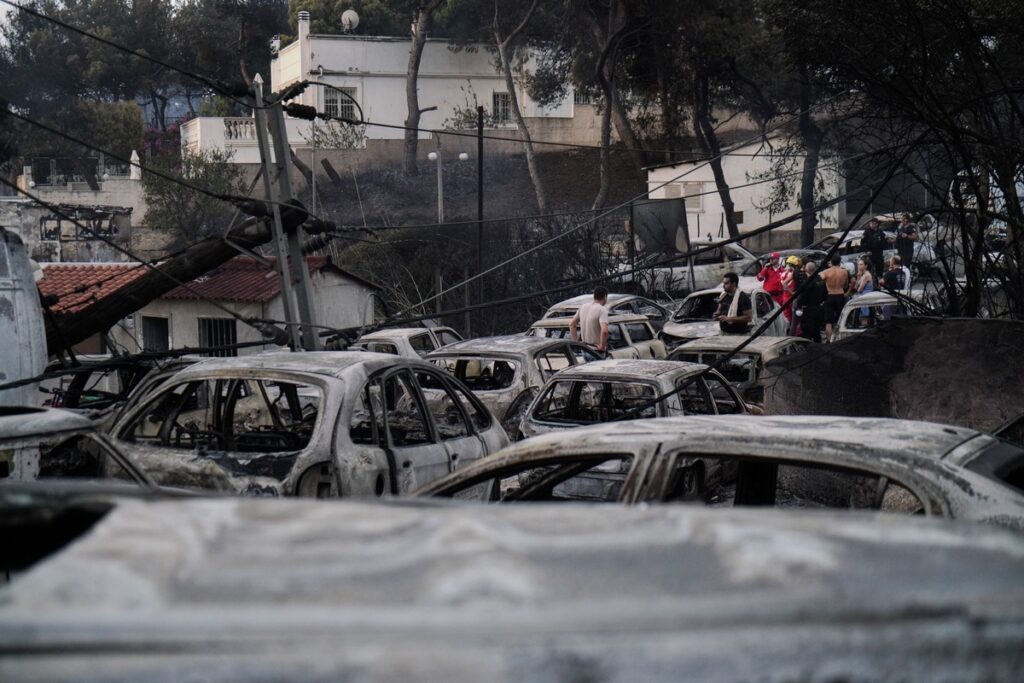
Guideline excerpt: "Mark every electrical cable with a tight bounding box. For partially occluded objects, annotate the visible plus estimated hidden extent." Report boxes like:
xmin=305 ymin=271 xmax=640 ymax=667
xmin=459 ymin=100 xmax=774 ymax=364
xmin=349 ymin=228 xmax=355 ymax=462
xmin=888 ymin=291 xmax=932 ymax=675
xmin=606 ymin=129 xmax=932 ymax=422
xmin=0 ymin=176 xmax=272 ymax=335
xmin=4 ymin=107 xmax=326 ymax=223
xmin=0 ymin=0 xmax=259 ymax=108
xmin=378 ymin=90 xmax=860 ymax=320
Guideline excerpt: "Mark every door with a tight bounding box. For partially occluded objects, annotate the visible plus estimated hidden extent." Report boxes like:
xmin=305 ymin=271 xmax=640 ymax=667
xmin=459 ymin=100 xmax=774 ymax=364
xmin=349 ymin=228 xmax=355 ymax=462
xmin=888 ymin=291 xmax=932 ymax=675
xmin=623 ymin=321 xmax=660 ymax=358
xmin=411 ymin=368 xmax=486 ymax=471
xmin=381 ymin=370 xmax=450 ymax=492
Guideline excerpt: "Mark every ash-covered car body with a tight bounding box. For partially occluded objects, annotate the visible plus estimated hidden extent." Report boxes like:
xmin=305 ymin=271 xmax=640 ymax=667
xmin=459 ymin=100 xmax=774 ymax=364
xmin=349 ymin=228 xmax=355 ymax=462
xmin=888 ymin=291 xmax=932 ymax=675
xmin=541 ymin=293 xmax=672 ymax=331
xmin=809 ymin=226 xmax=938 ymax=275
xmin=0 ymin=406 xmax=154 ymax=487
xmin=668 ymin=335 xmax=810 ymax=406
xmin=525 ymin=313 xmax=667 ymax=359
xmin=3 ymin=496 xmax=1023 ymax=682
xmin=106 ymin=352 xmax=508 ymax=498
xmin=419 ymin=416 xmax=1024 ymax=530
xmin=425 ymin=335 xmax=602 ymax=437
xmin=659 ymin=283 xmax=789 ymax=349
xmin=619 ymin=241 xmax=758 ymax=296
xmin=352 ymin=326 xmax=462 ymax=358
xmin=833 ymin=291 xmax=911 ymax=341
xmin=519 ymin=359 xmax=748 ymax=441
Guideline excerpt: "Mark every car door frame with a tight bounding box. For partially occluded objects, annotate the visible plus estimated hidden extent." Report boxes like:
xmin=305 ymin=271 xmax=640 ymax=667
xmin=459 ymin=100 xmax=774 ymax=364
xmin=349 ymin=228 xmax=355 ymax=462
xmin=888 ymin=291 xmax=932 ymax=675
xmin=376 ymin=367 xmax=451 ymax=493
xmin=409 ymin=366 xmax=488 ymax=472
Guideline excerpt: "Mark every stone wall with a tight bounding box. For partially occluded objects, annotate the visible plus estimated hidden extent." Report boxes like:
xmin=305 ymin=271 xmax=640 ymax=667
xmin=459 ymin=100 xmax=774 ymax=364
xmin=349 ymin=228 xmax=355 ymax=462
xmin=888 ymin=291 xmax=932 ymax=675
xmin=766 ymin=318 xmax=1024 ymax=433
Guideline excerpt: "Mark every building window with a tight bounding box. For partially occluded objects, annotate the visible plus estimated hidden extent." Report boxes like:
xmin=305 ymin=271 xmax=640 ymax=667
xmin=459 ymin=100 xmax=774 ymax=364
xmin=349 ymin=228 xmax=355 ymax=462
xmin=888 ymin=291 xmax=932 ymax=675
xmin=683 ymin=182 xmax=703 ymax=211
xmin=141 ymin=316 xmax=169 ymax=352
xmin=324 ymin=86 xmax=358 ymax=120
xmin=198 ymin=318 xmax=237 ymax=357
xmin=664 ymin=183 xmax=682 ymax=199
xmin=492 ymin=92 xmax=512 ymax=124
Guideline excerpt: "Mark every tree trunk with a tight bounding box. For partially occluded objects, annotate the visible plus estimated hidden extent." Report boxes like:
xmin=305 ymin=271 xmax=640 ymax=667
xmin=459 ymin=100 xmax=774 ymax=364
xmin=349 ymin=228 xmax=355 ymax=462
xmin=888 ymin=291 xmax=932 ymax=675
xmin=693 ymin=72 xmax=740 ymax=240
xmin=403 ymin=4 xmax=439 ymax=176
xmin=798 ymin=64 xmax=823 ymax=246
xmin=493 ymin=0 xmax=547 ymax=213
xmin=593 ymin=96 xmax=611 ymax=210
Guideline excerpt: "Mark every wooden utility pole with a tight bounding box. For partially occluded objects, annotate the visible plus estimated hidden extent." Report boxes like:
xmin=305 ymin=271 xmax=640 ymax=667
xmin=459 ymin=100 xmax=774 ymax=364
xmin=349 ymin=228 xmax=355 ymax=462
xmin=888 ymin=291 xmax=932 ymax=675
xmin=253 ymin=74 xmax=320 ymax=350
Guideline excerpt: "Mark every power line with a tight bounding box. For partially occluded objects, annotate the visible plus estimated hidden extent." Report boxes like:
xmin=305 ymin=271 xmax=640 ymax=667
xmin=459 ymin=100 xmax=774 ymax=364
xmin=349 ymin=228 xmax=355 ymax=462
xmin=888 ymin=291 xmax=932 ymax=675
xmin=380 ymin=90 xmax=856 ymax=321
xmin=0 ymin=176 xmax=273 ymax=337
xmin=0 ymin=0 xmax=257 ymax=108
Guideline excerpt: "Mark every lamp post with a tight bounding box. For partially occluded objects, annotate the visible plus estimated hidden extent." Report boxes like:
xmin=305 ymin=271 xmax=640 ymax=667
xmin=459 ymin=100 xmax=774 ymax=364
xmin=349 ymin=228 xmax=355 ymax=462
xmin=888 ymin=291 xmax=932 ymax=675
xmin=427 ymin=134 xmax=469 ymax=224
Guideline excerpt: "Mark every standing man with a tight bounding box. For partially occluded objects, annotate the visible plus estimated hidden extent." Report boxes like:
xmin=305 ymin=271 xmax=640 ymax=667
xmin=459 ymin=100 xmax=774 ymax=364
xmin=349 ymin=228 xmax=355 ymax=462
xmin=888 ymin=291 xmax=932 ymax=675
xmin=798 ymin=261 xmax=827 ymax=343
xmin=570 ymin=286 xmax=610 ymax=356
xmin=880 ymin=255 xmax=907 ymax=293
xmin=863 ymin=218 xmax=889 ymax=277
xmin=757 ymin=252 xmax=785 ymax=307
xmin=895 ymin=213 xmax=918 ymax=280
xmin=714 ymin=273 xmax=752 ymax=334
xmin=820 ymin=255 xmax=850 ymax=342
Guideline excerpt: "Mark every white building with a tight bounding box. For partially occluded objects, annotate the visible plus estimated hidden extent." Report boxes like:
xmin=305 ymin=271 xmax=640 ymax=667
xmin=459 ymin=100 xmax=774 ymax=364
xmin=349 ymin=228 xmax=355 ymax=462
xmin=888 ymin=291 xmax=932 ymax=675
xmin=181 ymin=11 xmax=598 ymax=164
xmin=645 ymin=139 xmax=845 ymax=244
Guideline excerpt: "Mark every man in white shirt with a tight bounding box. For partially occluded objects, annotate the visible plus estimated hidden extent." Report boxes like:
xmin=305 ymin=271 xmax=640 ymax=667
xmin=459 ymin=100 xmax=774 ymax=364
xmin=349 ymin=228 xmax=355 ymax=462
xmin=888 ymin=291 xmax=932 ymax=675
xmin=570 ymin=286 xmax=610 ymax=355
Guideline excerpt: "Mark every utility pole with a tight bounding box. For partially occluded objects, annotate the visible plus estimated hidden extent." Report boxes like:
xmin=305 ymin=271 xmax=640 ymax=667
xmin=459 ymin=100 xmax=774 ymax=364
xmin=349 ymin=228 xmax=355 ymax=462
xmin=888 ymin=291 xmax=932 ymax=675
xmin=476 ymin=105 xmax=484 ymax=333
xmin=252 ymin=74 xmax=321 ymax=350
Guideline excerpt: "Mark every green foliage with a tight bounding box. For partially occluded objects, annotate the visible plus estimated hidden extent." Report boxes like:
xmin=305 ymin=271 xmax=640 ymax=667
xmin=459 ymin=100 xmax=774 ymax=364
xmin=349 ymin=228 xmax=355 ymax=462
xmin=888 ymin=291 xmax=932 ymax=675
xmin=142 ymin=149 xmax=246 ymax=246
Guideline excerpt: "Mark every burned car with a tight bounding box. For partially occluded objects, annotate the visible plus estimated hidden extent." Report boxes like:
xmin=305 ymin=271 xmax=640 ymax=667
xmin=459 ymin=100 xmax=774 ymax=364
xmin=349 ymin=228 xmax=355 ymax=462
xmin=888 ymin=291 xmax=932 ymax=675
xmin=352 ymin=326 xmax=462 ymax=358
xmin=0 ymin=406 xmax=153 ymax=487
xmin=417 ymin=415 xmax=1024 ymax=531
xmin=541 ymin=293 xmax=672 ymax=331
xmin=425 ymin=336 xmax=602 ymax=437
xmin=618 ymin=241 xmax=758 ymax=296
xmin=659 ymin=283 xmax=789 ymax=349
xmin=833 ymin=291 xmax=911 ymax=341
xmin=107 ymin=352 xmax=508 ymax=497
xmin=519 ymin=359 xmax=748 ymax=441
xmin=3 ymin=497 xmax=1024 ymax=681
xmin=668 ymin=335 xmax=810 ymax=406
xmin=525 ymin=313 xmax=667 ymax=359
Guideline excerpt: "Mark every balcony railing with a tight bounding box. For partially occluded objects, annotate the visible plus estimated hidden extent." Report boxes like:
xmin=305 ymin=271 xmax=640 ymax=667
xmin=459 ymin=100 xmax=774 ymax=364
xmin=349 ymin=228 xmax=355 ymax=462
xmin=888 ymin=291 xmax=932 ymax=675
xmin=224 ymin=118 xmax=257 ymax=142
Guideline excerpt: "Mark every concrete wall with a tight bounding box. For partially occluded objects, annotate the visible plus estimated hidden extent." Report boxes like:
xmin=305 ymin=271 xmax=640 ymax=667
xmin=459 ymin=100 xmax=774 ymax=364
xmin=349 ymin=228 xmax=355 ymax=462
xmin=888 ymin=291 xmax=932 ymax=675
xmin=646 ymin=139 xmax=844 ymax=245
xmin=766 ymin=318 xmax=1024 ymax=433
xmin=0 ymin=199 xmax=133 ymax=263
xmin=264 ymin=268 xmax=375 ymax=331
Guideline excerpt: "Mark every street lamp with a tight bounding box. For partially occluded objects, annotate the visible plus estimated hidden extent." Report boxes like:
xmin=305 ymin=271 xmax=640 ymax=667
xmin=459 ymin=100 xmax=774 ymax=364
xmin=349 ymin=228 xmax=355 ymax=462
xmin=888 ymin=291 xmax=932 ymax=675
xmin=428 ymin=141 xmax=469 ymax=224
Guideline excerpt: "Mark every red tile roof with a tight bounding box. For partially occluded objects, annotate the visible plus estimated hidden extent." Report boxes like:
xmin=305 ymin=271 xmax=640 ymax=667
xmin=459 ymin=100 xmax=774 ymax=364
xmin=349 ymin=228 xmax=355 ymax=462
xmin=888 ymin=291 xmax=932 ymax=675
xmin=161 ymin=256 xmax=330 ymax=303
xmin=38 ymin=262 xmax=147 ymax=314
xmin=39 ymin=256 xmax=361 ymax=315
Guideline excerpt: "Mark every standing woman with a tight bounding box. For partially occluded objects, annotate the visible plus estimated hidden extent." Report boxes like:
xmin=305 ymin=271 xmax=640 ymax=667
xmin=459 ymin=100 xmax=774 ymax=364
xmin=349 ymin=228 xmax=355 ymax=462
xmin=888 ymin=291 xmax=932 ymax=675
xmin=852 ymin=256 xmax=875 ymax=322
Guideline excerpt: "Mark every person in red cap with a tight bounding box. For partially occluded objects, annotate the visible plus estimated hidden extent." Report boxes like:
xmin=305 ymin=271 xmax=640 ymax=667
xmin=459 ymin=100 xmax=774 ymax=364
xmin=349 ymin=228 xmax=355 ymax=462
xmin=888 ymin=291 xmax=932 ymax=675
xmin=756 ymin=252 xmax=785 ymax=307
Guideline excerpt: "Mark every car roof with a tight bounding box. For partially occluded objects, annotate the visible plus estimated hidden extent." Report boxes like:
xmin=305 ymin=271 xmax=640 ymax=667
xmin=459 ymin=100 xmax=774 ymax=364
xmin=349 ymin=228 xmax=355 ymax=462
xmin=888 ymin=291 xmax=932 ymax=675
xmin=427 ymin=335 xmax=575 ymax=356
xmin=548 ymin=293 xmax=639 ymax=309
xmin=530 ymin=313 xmax=650 ymax=327
xmin=549 ymin=359 xmax=708 ymax=379
xmin=8 ymin=496 xmax=1023 ymax=671
xmin=0 ymin=406 xmax=97 ymax=440
xmin=845 ymin=291 xmax=899 ymax=306
xmin=493 ymin=415 xmax=978 ymax=465
xmin=169 ymin=351 xmax=427 ymax=381
xmin=358 ymin=328 xmax=432 ymax=341
xmin=674 ymin=335 xmax=808 ymax=354
xmin=687 ymin=281 xmax=767 ymax=297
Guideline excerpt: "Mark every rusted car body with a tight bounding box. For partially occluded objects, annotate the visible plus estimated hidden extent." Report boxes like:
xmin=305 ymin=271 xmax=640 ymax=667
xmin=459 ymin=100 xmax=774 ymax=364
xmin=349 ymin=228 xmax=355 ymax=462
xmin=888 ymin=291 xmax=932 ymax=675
xmin=2 ymin=496 xmax=1023 ymax=682
xmin=106 ymin=352 xmax=508 ymax=498
xmin=833 ymin=291 xmax=909 ymax=341
xmin=0 ymin=406 xmax=153 ymax=487
xmin=425 ymin=336 xmax=601 ymax=437
xmin=352 ymin=326 xmax=462 ymax=358
xmin=542 ymin=293 xmax=672 ymax=331
xmin=519 ymin=359 xmax=748 ymax=441
xmin=659 ymin=283 xmax=789 ymax=349
xmin=418 ymin=415 xmax=1024 ymax=530
xmin=525 ymin=313 xmax=667 ymax=359
xmin=668 ymin=335 xmax=810 ymax=406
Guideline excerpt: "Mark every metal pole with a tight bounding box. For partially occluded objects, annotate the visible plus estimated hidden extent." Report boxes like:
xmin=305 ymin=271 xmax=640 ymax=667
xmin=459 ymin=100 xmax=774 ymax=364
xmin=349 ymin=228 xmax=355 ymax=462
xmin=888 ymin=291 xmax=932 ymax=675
xmin=476 ymin=105 xmax=484 ymax=329
xmin=252 ymin=74 xmax=303 ymax=351
xmin=434 ymin=134 xmax=443 ymax=224
xmin=311 ymin=118 xmax=317 ymax=217
xmin=263 ymin=95 xmax=321 ymax=350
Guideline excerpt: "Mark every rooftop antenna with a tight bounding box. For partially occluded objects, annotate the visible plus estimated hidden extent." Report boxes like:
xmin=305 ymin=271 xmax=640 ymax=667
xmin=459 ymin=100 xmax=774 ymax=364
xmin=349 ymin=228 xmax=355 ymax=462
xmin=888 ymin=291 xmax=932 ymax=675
xmin=341 ymin=9 xmax=360 ymax=33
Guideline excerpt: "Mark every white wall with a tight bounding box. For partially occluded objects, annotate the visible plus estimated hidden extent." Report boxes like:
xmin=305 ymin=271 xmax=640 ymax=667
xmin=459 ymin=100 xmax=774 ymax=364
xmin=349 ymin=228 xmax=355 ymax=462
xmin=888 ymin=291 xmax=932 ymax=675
xmin=264 ymin=269 xmax=375 ymax=331
xmin=646 ymin=140 xmax=843 ymax=242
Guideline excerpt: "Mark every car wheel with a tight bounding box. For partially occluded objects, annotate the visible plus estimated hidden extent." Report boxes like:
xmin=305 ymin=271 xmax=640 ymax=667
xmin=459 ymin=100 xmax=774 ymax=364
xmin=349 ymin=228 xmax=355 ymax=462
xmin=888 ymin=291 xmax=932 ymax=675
xmin=675 ymin=462 xmax=705 ymax=502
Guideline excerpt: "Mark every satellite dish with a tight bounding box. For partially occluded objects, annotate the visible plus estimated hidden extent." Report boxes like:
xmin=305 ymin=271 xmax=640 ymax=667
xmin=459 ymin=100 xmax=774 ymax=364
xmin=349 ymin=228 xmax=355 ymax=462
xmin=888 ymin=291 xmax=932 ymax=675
xmin=341 ymin=9 xmax=360 ymax=32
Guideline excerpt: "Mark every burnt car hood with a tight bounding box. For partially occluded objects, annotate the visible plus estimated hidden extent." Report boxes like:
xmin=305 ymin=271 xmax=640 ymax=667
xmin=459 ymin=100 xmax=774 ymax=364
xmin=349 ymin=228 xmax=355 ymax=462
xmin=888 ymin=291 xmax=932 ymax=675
xmin=662 ymin=319 xmax=722 ymax=339
xmin=1 ymin=499 xmax=1023 ymax=681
